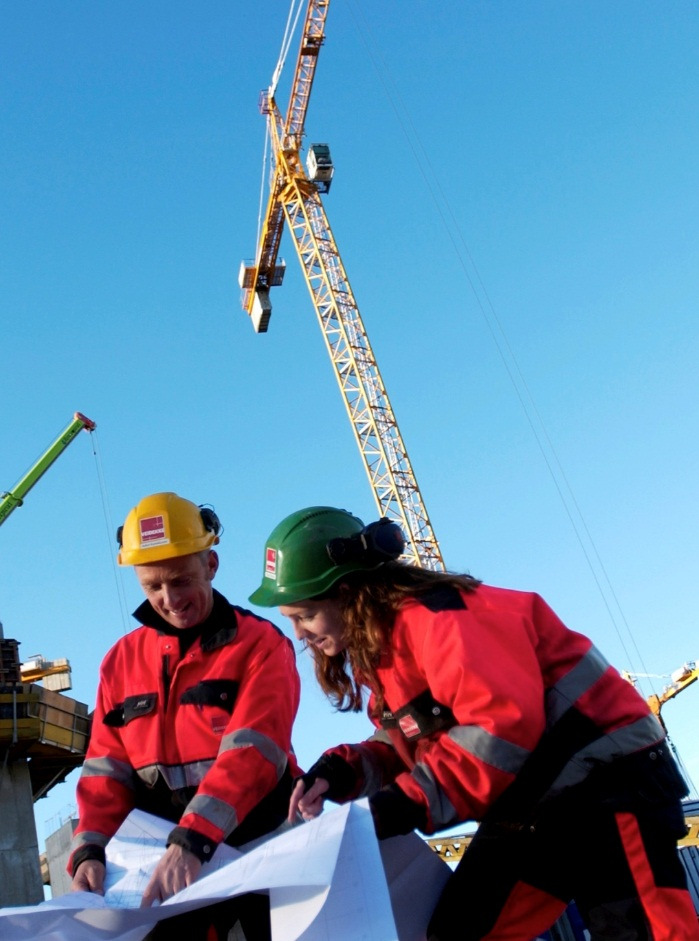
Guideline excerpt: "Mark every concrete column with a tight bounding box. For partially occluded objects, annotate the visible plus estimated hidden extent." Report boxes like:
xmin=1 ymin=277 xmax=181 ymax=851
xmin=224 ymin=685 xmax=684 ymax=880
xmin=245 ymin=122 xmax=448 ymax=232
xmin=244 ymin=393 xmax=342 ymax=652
xmin=0 ymin=758 xmax=43 ymax=906
xmin=45 ymin=817 xmax=77 ymax=898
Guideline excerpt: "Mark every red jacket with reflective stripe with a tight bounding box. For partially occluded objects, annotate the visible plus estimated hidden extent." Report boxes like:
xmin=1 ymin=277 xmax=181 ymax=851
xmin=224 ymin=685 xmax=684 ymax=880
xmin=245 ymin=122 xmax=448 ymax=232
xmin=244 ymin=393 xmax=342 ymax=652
xmin=69 ymin=591 xmax=300 ymax=872
xmin=327 ymin=584 xmax=663 ymax=834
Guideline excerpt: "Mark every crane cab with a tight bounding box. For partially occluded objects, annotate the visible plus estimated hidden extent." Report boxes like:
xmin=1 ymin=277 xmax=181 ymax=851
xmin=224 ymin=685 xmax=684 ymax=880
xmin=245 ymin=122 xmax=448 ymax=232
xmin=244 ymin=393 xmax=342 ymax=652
xmin=306 ymin=143 xmax=334 ymax=193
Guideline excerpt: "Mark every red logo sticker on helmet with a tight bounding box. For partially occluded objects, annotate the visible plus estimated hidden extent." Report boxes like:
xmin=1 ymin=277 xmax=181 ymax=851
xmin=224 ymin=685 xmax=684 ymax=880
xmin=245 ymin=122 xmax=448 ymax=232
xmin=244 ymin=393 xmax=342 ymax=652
xmin=398 ymin=714 xmax=420 ymax=738
xmin=264 ymin=547 xmax=277 ymax=579
xmin=139 ymin=514 xmax=168 ymax=548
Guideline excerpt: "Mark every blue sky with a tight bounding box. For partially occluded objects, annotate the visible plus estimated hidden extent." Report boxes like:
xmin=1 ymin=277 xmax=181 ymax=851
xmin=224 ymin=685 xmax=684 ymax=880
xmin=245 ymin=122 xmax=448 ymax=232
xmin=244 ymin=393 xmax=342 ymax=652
xmin=2 ymin=0 xmax=698 ymax=863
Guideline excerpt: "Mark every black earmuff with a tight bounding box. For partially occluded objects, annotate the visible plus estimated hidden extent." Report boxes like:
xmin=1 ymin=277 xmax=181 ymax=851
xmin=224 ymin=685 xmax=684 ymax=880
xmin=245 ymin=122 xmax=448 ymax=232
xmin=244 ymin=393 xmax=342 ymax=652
xmin=326 ymin=517 xmax=404 ymax=566
xmin=199 ymin=505 xmax=222 ymax=536
xmin=116 ymin=525 xmax=124 ymax=547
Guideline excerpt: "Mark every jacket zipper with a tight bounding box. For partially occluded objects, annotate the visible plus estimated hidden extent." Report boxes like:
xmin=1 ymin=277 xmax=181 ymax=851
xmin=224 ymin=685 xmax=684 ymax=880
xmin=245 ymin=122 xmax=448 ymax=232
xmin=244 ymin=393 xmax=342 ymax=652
xmin=162 ymin=652 xmax=171 ymax=709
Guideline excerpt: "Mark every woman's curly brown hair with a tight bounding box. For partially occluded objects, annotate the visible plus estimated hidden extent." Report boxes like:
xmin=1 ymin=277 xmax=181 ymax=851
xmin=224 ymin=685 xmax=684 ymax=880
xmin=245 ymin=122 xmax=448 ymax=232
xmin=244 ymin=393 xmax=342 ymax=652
xmin=306 ymin=562 xmax=481 ymax=714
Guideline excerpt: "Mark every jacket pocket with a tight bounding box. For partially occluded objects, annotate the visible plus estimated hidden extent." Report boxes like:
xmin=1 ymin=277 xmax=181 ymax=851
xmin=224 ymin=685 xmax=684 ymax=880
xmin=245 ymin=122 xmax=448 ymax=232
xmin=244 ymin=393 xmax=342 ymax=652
xmin=104 ymin=692 xmax=157 ymax=727
xmin=180 ymin=679 xmax=239 ymax=715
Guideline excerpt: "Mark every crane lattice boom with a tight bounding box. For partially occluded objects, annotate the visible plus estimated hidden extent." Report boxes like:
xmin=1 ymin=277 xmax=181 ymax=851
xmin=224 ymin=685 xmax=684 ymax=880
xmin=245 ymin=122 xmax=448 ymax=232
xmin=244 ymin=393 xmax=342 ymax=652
xmin=239 ymin=0 xmax=444 ymax=570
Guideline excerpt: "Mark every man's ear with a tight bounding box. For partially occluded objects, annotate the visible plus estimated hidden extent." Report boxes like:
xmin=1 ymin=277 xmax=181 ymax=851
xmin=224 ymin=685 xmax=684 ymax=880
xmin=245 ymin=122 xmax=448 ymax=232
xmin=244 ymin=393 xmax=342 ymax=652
xmin=207 ymin=550 xmax=220 ymax=580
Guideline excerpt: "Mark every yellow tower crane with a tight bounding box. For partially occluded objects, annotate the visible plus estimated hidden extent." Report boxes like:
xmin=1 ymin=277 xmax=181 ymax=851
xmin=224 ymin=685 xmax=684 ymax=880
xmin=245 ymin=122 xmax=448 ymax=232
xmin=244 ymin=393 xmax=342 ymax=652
xmin=239 ymin=0 xmax=444 ymax=571
xmin=622 ymin=661 xmax=698 ymax=733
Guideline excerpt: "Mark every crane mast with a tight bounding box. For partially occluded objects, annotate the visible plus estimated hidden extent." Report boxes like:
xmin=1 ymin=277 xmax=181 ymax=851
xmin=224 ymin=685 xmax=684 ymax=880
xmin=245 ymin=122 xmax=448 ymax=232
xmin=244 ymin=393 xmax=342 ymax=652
xmin=240 ymin=0 xmax=444 ymax=570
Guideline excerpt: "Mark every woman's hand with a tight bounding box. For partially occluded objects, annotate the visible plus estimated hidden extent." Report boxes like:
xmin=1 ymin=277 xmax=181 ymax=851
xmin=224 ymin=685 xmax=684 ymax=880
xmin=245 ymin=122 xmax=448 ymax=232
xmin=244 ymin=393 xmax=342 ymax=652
xmin=288 ymin=776 xmax=330 ymax=823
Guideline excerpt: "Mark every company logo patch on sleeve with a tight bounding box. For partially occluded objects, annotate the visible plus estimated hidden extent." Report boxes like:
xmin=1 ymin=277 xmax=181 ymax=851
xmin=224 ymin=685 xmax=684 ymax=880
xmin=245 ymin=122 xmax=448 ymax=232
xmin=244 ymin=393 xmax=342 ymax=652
xmin=264 ymin=547 xmax=277 ymax=579
xmin=398 ymin=714 xmax=421 ymax=738
xmin=139 ymin=514 xmax=168 ymax=547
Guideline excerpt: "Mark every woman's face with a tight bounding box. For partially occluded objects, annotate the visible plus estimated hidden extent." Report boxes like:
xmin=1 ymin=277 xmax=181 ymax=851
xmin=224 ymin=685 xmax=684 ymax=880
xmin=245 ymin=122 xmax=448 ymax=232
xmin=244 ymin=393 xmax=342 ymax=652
xmin=279 ymin=597 xmax=346 ymax=656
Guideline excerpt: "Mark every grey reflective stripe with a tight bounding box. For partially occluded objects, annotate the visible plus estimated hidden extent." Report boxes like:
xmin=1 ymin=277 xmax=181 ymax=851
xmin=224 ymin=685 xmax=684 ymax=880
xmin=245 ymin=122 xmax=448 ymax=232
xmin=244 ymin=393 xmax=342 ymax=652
xmin=185 ymin=793 xmax=238 ymax=837
xmin=546 ymin=645 xmax=610 ymax=725
xmin=546 ymin=713 xmax=666 ymax=796
xmin=220 ymin=728 xmax=288 ymax=779
xmin=367 ymin=728 xmax=393 ymax=747
xmin=138 ymin=759 xmax=214 ymax=791
xmin=411 ymin=761 xmax=459 ymax=830
xmin=448 ymin=724 xmax=531 ymax=776
xmin=70 ymin=829 xmax=109 ymax=852
xmin=80 ymin=756 xmax=136 ymax=789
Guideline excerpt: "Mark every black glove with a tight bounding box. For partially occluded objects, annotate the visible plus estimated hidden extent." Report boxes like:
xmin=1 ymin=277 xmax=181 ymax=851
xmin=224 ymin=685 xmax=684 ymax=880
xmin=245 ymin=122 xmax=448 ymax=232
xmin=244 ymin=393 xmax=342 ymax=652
xmin=299 ymin=752 xmax=357 ymax=801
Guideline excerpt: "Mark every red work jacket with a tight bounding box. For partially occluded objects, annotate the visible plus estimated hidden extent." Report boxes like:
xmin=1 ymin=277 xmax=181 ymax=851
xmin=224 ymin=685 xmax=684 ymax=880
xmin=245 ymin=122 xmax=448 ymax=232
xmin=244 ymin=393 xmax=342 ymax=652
xmin=69 ymin=591 xmax=300 ymax=873
xmin=327 ymin=584 xmax=663 ymax=834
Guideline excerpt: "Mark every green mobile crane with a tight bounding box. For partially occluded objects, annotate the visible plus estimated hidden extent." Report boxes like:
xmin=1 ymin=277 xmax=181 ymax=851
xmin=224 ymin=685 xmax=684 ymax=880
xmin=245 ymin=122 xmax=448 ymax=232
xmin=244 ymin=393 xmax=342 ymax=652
xmin=0 ymin=411 xmax=96 ymax=528
xmin=0 ymin=411 xmax=95 ymax=905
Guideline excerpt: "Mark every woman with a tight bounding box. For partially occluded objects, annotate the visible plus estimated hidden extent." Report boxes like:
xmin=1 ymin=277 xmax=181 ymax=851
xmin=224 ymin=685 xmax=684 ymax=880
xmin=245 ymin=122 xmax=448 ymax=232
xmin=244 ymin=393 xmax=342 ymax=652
xmin=249 ymin=505 xmax=698 ymax=941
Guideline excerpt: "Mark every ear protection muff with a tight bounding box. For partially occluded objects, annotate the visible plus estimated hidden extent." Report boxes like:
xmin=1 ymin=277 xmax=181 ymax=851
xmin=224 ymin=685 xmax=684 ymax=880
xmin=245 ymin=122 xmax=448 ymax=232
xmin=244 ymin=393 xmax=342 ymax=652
xmin=326 ymin=517 xmax=404 ymax=567
xmin=199 ymin=505 xmax=222 ymax=537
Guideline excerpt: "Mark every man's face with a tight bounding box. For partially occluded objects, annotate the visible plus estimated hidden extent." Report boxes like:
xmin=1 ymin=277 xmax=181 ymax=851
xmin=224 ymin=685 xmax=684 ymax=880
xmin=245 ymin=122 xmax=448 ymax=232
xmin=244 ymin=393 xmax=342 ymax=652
xmin=135 ymin=551 xmax=218 ymax=630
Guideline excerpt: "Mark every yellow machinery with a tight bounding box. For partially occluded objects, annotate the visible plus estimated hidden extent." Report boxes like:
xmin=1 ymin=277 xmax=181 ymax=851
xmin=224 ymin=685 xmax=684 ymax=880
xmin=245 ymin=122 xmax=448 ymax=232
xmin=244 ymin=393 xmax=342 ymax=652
xmin=239 ymin=0 xmax=443 ymax=572
xmin=0 ymin=634 xmax=89 ymax=802
xmin=622 ymin=661 xmax=698 ymax=733
xmin=20 ymin=654 xmax=72 ymax=690
xmin=647 ymin=661 xmax=698 ymax=731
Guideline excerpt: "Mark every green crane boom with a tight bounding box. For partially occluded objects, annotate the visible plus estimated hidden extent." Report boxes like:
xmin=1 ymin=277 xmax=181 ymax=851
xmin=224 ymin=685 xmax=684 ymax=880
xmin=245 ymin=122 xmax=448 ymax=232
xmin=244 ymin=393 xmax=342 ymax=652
xmin=0 ymin=412 xmax=96 ymax=528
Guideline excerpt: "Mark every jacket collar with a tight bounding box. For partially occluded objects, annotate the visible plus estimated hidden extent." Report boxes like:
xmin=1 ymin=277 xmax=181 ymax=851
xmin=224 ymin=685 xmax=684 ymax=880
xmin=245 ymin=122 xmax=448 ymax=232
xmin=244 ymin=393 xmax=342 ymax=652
xmin=133 ymin=588 xmax=238 ymax=650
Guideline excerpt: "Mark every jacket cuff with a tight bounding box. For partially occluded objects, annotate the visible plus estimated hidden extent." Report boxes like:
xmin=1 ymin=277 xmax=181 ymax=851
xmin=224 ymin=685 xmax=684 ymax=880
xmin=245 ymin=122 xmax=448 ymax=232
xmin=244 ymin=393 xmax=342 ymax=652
xmin=369 ymin=784 xmax=428 ymax=840
xmin=70 ymin=844 xmax=106 ymax=877
xmin=167 ymin=826 xmax=218 ymax=863
xmin=301 ymin=752 xmax=357 ymax=802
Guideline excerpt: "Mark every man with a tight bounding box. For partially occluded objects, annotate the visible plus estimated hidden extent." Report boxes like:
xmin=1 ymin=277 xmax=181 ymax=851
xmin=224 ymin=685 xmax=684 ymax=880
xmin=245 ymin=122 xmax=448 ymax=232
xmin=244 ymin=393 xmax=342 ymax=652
xmin=69 ymin=492 xmax=301 ymax=940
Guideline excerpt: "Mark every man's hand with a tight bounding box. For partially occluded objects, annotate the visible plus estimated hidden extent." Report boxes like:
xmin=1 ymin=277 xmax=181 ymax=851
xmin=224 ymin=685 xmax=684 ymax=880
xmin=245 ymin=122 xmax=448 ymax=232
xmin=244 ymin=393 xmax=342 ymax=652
xmin=140 ymin=844 xmax=202 ymax=907
xmin=71 ymin=859 xmax=106 ymax=895
xmin=288 ymin=776 xmax=330 ymax=823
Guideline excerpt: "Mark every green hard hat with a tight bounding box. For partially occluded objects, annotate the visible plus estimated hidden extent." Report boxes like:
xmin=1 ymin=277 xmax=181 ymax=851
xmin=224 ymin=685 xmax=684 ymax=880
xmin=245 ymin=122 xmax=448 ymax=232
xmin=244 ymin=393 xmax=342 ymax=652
xmin=249 ymin=505 xmax=389 ymax=607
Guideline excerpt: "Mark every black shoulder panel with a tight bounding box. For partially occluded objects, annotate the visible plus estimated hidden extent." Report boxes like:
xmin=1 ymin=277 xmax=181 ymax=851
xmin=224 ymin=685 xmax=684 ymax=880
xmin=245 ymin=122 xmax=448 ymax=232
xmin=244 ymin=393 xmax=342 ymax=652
xmin=233 ymin=604 xmax=287 ymax=639
xmin=419 ymin=585 xmax=467 ymax=613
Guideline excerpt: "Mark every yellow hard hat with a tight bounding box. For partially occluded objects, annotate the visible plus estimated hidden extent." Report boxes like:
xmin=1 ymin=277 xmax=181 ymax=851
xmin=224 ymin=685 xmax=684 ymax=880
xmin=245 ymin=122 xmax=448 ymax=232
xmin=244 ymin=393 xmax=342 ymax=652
xmin=117 ymin=492 xmax=221 ymax=566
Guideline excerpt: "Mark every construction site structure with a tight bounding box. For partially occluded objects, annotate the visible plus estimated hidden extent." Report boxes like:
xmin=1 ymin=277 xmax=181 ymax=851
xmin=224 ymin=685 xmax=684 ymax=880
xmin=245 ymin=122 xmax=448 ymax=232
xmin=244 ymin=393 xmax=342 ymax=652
xmin=0 ymin=625 xmax=89 ymax=905
xmin=426 ymin=805 xmax=699 ymax=865
xmin=1 ymin=412 xmax=95 ymax=905
xmin=238 ymin=0 xmax=443 ymax=572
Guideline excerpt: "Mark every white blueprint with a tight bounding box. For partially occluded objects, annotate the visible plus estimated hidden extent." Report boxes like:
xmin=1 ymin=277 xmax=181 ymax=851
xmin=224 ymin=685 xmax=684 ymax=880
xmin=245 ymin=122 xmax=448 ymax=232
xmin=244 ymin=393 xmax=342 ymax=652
xmin=0 ymin=799 xmax=450 ymax=941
